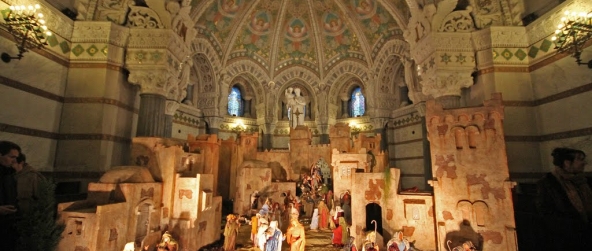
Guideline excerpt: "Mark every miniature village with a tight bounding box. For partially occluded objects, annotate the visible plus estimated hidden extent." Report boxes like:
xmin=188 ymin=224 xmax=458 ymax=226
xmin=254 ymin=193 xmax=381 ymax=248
xmin=55 ymin=95 xmax=517 ymax=251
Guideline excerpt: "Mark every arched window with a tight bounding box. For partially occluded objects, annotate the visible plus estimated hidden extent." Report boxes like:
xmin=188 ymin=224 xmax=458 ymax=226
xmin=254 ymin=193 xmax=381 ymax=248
xmin=227 ymin=86 xmax=243 ymax=116
xmin=350 ymin=87 xmax=365 ymax=117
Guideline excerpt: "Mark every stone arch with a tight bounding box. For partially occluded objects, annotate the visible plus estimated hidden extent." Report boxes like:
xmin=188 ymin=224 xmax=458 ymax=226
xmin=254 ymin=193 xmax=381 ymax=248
xmin=225 ymin=60 xmax=269 ymax=91
xmin=191 ymin=38 xmax=222 ymax=76
xmin=226 ymin=75 xmax=258 ymax=118
xmin=371 ymin=39 xmax=410 ymax=80
xmin=273 ymin=66 xmax=321 ymax=90
xmin=325 ymin=61 xmax=369 ymax=90
xmin=192 ymin=53 xmax=216 ymax=93
xmin=377 ymin=0 xmax=412 ymax=30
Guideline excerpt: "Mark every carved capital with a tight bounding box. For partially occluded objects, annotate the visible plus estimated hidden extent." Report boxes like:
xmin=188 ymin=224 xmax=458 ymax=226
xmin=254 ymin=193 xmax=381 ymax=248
xmin=127 ymin=28 xmax=190 ymax=61
xmin=165 ymin=100 xmax=180 ymax=116
xmin=259 ymin=123 xmax=276 ymax=134
xmin=414 ymin=102 xmax=427 ymax=117
xmin=421 ymin=70 xmax=474 ymax=98
xmin=204 ymin=116 xmax=224 ymax=129
xmin=128 ymin=69 xmax=169 ymax=96
xmin=371 ymin=117 xmax=390 ymax=130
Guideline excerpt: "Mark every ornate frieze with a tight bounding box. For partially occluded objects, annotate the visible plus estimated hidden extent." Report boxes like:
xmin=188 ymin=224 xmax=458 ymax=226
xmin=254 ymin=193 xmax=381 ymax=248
xmin=438 ymin=10 xmax=475 ymax=32
xmin=489 ymin=26 xmax=528 ymax=48
xmin=127 ymin=29 xmax=190 ymax=61
xmin=95 ymin=0 xmax=132 ymax=25
xmin=127 ymin=5 xmax=165 ymax=29
xmin=128 ymin=68 xmax=169 ymax=96
xmin=421 ymin=70 xmax=474 ymax=98
xmin=72 ymin=22 xmax=130 ymax=47
xmin=196 ymin=97 xmax=218 ymax=109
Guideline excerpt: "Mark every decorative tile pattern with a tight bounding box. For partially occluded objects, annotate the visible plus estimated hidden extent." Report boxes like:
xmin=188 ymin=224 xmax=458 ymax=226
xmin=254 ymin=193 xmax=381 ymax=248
xmin=59 ymin=41 xmax=70 ymax=54
xmin=47 ymin=35 xmax=59 ymax=47
xmin=71 ymin=44 xmax=84 ymax=57
xmin=86 ymin=45 xmax=99 ymax=56
xmin=539 ymin=39 xmax=553 ymax=52
xmin=440 ymin=53 xmax=451 ymax=64
xmin=514 ymin=49 xmax=526 ymax=61
xmin=101 ymin=46 xmax=108 ymax=56
xmin=501 ymin=49 xmax=513 ymax=60
xmin=528 ymin=46 xmax=539 ymax=58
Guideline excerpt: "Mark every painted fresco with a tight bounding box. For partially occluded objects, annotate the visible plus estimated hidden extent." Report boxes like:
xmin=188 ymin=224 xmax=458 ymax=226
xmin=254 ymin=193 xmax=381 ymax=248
xmin=232 ymin=1 xmax=280 ymax=63
xmin=277 ymin=1 xmax=317 ymax=72
xmin=196 ymin=0 xmax=247 ymax=54
xmin=346 ymin=0 xmax=400 ymax=58
xmin=313 ymin=1 xmax=363 ymax=63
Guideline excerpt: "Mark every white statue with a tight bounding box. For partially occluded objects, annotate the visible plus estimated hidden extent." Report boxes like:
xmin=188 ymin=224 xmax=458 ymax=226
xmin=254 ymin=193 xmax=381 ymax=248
xmin=284 ymin=87 xmax=307 ymax=128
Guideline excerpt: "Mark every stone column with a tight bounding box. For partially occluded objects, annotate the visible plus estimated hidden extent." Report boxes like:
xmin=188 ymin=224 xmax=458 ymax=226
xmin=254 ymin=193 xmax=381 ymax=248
xmin=243 ymin=95 xmax=252 ymax=117
xmin=260 ymin=123 xmax=275 ymax=150
xmin=137 ymin=93 xmax=167 ymax=137
xmin=340 ymin=94 xmax=350 ymax=118
xmin=204 ymin=116 xmax=223 ymax=135
xmin=164 ymin=100 xmax=180 ymax=138
xmin=125 ymin=28 xmax=192 ymax=137
xmin=318 ymin=124 xmax=330 ymax=144
xmin=182 ymin=84 xmax=194 ymax=105
xmin=128 ymin=69 xmax=171 ymax=137
xmin=371 ymin=118 xmax=389 ymax=151
xmin=415 ymin=102 xmax=432 ymax=192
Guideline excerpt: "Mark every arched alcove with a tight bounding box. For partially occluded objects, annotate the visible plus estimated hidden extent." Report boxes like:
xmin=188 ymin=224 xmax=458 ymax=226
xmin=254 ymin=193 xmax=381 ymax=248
xmin=366 ymin=202 xmax=383 ymax=235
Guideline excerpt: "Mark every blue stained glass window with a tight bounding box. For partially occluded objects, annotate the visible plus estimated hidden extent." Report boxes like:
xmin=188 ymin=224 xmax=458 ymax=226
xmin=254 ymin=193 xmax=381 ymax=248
xmin=228 ymin=86 xmax=243 ymax=116
xmin=350 ymin=87 xmax=365 ymax=117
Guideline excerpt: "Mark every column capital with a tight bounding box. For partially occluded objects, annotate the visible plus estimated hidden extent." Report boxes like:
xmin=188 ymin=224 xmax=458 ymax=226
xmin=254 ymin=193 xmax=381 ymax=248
xmin=204 ymin=116 xmax=224 ymax=129
xmin=371 ymin=117 xmax=390 ymax=130
xmin=128 ymin=68 xmax=170 ymax=96
xmin=165 ymin=100 xmax=180 ymax=116
xmin=259 ymin=123 xmax=276 ymax=134
xmin=420 ymin=69 xmax=474 ymax=98
xmin=339 ymin=94 xmax=350 ymax=102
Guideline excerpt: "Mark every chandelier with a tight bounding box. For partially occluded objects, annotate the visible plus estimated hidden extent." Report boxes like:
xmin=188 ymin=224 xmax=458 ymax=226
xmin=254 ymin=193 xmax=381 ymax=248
xmin=551 ymin=10 xmax=592 ymax=68
xmin=1 ymin=4 xmax=52 ymax=63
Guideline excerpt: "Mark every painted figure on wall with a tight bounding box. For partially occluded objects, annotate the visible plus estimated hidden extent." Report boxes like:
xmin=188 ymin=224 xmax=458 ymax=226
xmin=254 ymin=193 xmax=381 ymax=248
xmin=285 ymin=18 xmax=310 ymax=56
xmin=244 ymin=10 xmax=272 ymax=54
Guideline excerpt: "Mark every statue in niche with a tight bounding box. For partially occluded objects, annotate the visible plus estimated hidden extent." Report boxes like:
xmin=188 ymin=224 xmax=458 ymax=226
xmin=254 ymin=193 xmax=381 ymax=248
xmin=284 ymin=87 xmax=308 ymax=128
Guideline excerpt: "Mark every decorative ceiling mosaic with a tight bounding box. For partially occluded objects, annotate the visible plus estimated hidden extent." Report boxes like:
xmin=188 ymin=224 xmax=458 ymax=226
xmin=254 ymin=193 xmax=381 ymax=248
xmin=194 ymin=0 xmax=407 ymax=77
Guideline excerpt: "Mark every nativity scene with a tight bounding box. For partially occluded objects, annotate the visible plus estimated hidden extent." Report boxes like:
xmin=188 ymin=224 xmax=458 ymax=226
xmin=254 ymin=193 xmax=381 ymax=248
xmin=1 ymin=0 xmax=589 ymax=250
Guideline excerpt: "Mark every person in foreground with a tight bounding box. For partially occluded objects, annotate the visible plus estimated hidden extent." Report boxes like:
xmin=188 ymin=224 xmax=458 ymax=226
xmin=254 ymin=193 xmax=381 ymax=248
xmin=536 ymin=147 xmax=592 ymax=250
xmin=0 ymin=141 xmax=20 ymax=250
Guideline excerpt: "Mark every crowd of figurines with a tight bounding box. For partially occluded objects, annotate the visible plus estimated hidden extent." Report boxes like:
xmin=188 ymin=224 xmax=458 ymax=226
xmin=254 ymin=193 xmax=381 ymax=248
xmin=194 ymin=158 xmax=414 ymax=251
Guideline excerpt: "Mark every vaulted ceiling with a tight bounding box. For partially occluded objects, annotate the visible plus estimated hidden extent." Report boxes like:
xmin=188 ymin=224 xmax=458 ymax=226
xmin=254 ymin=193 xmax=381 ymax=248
xmin=191 ymin=0 xmax=411 ymax=79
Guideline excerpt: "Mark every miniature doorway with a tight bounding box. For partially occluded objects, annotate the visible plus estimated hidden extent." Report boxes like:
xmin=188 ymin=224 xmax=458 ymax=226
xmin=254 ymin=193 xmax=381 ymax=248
xmin=135 ymin=202 xmax=152 ymax=246
xmin=365 ymin=203 xmax=383 ymax=235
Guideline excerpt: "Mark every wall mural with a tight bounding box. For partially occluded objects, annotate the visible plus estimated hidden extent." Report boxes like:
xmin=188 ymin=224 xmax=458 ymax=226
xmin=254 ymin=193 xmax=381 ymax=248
xmin=196 ymin=0 xmax=245 ymax=53
xmin=347 ymin=0 xmax=401 ymax=59
xmin=277 ymin=1 xmax=317 ymax=72
xmin=232 ymin=1 xmax=280 ymax=64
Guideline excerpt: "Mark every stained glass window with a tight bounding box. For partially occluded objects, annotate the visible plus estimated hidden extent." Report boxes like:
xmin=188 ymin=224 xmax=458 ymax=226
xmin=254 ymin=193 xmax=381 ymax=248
xmin=350 ymin=87 xmax=365 ymax=117
xmin=228 ymin=86 xmax=243 ymax=116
